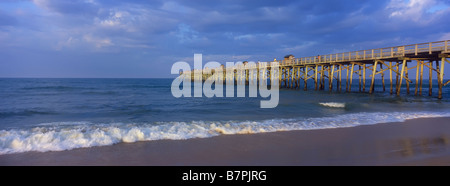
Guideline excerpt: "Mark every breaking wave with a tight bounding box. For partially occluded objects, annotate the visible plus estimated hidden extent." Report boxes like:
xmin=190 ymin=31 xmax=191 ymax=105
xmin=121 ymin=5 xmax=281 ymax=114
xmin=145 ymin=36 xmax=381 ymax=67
xmin=1 ymin=111 xmax=449 ymax=155
xmin=319 ymin=102 xmax=346 ymax=108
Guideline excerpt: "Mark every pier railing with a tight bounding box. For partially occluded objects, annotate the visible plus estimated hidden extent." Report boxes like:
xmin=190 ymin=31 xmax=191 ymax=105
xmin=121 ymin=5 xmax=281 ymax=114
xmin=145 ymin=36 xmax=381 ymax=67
xmin=278 ymin=40 xmax=449 ymax=66
xmin=182 ymin=40 xmax=449 ymax=73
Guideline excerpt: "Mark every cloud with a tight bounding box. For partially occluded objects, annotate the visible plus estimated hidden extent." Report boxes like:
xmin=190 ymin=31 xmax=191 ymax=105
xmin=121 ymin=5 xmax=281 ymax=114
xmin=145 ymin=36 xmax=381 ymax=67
xmin=32 ymin=0 xmax=99 ymax=15
xmin=277 ymin=42 xmax=319 ymax=55
xmin=440 ymin=32 xmax=450 ymax=40
xmin=13 ymin=1 xmax=177 ymax=51
xmin=226 ymin=33 xmax=282 ymax=41
xmin=174 ymin=23 xmax=200 ymax=43
xmin=83 ymin=34 xmax=113 ymax=48
xmin=0 ymin=0 xmax=449 ymax=78
xmin=386 ymin=0 xmax=449 ymax=24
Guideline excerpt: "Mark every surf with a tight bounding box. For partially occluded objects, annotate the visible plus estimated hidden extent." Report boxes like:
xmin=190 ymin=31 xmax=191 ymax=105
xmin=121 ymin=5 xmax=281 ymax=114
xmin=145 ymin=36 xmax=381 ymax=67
xmin=319 ymin=102 xmax=346 ymax=108
xmin=1 ymin=111 xmax=449 ymax=155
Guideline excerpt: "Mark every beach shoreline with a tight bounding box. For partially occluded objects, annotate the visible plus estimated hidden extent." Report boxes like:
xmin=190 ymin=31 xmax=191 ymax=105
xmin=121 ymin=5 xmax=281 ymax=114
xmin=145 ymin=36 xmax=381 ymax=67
xmin=1 ymin=117 xmax=450 ymax=166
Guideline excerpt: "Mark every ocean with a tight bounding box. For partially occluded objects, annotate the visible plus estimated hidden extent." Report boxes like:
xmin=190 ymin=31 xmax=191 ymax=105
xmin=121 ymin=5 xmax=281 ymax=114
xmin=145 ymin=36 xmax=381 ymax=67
xmin=1 ymin=78 xmax=450 ymax=155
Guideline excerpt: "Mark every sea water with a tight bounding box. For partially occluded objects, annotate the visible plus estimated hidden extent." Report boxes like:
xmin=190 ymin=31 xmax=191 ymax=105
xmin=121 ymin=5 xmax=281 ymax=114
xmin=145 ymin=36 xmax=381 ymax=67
xmin=0 ymin=78 xmax=449 ymax=154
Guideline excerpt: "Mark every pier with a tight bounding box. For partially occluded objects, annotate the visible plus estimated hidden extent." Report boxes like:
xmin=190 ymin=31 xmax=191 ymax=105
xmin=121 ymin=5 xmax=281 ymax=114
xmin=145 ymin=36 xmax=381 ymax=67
xmin=181 ymin=40 xmax=450 ymax=99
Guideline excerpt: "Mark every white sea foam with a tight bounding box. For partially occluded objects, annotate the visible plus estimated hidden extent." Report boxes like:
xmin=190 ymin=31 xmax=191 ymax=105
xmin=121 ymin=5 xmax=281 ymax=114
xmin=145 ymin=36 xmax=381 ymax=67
xmin=319 ymin=102 xmax=346 ymax=108
xmin=1 ymin=111 xmax=449 ymax=155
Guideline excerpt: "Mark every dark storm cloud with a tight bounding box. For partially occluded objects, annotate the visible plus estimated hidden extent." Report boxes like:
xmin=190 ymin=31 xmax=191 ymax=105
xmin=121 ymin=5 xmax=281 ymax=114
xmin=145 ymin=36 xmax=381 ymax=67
xmin=0 ymin=0 xmax=449 ymax=78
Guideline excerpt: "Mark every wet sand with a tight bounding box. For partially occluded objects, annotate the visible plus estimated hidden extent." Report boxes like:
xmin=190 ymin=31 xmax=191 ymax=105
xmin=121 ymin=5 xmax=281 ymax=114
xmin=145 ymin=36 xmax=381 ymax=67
xmin=1 ymin=117 xmax=450 ymax=166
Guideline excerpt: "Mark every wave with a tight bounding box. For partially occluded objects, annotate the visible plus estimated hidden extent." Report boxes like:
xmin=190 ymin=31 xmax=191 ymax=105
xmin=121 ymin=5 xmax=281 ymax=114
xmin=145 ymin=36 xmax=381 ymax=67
xmin=80 ymin=90 xmax=118 ymax=95
xmin=121 ymin=85 xmax=169 ymax=89
xmin=1 ymin=111 xmax=449 ymax=155
xmin=0 ymin=110 xmax=55 ymax=118
xmin=21 ymin=86 xmax=82 ymax=91
xmin=319 ymin=102 xmax=345 ymax=108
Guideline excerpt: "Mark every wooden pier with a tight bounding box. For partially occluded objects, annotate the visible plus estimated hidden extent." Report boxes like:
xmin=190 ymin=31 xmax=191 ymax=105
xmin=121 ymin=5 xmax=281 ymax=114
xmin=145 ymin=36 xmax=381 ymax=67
xmin=181 ymin=40 xmax=450 ymax=99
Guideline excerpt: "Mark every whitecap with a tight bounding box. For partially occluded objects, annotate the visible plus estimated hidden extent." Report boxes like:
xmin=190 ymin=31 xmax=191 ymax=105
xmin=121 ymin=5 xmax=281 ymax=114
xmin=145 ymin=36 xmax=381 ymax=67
xmin=1 ymin=111 xmax=449 ymax=155
xmin=319 ymin=102 xmax=346 ymax=108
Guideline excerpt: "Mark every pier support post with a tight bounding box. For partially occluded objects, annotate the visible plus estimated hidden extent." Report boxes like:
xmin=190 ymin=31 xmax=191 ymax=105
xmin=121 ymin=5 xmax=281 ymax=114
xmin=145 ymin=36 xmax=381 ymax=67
xmin=370 ymin=61 xmax=378 ymax=94
xmin=329 ymin=65 xmax=335 ymax=91
xmin=295 ymin=67 xmax=298 ymax=88
xmin=257 ymin=66 xmax=260 ymax=86
xmin=319 ymin=67 xmax=323 ymax=90
xmin=436 ymin=61 xmax=441 ymax=97
xmin=284 ymin=67 xmax=288 ymax=88
xmin=304 ymin=66 xmax=308 ymax=90
xmin=320 ymin=66 xmax=325 ymax=90
xmin=323 ymin=66 xmax=327 ymax=90
xmin=288 ymin=67 xmax=292 ymax=88
xmin=429 ymin=61 xmax=433 ymax=96
xmin=294 ymin=67 xmax=297 ymax=88
xmin=246 ymin=68 xmax=249 ymax=86
xmin=330 ymin=66 xmax=333 ymax=90
xmin=339 ymin=65 xmax=342 ymax=91
xmin=289 ymin=67 xmax=292 ymax=88
xmin=279 ymin=67 xmax=282 ymax=87
xmin=415 ymin=60 xmax=420 ymax=96
xmin=362 ymin=64 xmax=366 ymax=92
xmin=298 ymin=67 xmax=301 ymax=89
xmin=296 ymin=67 xmax=299 ymax=88
xmin=419 ymin=61 xmax=423 ymax=96
xmin=359 ymin=65 xmax=362 ymax=92
xmin=279 ymin=66 xmax=282 ymax=89
xmin=438 ymin=58 xmax=445 ymax=99
xmin=397 ymin=59 xmax=407 ymax=96
xmin=298 ymin=67 xmax=301 ymax=88
xmin=291 ymin=67 xmax=295 ymax=88
xmin=405 ymin=63 xmax=410 ymax=94
xmin=390 ymin=62 xmax=393 ymax=94
xmin=235 ymin=68 xmax=239 ymax=85
xmin=315 ymin=65 xmax=319 ymax=90
xmin=286 ymin=67 xmax=289 ymax=88
xmin=346 ymin=65 xmax=350 ymax=92
xmin=349 ymin=63 xmax=354 ymax=92
xmin=380 ymin=63 xmax=385 ymax=92
xmin=396 ymin=62 xmax=400 ymax=93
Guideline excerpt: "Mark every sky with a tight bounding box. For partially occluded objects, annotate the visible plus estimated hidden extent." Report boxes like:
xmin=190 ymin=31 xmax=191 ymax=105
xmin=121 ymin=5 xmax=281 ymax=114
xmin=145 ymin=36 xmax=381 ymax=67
xmin=0 ymin=0 xmax=449 ymax=78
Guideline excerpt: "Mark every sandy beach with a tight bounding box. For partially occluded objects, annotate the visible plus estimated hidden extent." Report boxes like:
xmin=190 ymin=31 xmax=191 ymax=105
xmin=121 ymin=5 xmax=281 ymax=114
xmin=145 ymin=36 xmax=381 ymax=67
xmin=1 ymin=117 xmax=450 ymax=166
